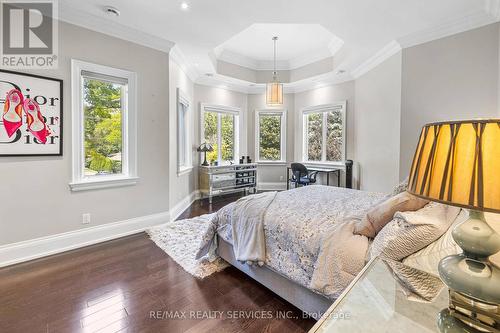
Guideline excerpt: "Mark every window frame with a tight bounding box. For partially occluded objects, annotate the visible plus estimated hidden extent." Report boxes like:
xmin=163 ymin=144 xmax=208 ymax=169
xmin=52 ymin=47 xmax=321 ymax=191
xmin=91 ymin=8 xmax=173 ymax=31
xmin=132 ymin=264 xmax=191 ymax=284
xmin=255 ymin=109 xmax=287 ymax=164
xmin=200 ymin=104 xmax=240 ymax=165
xmin=70 ymin=59 xmax=138 ymax=191
xmin=302 ymin=102 xmax=346 ymax=166
xmin=177 ymin=88 xmax=192 ymax=176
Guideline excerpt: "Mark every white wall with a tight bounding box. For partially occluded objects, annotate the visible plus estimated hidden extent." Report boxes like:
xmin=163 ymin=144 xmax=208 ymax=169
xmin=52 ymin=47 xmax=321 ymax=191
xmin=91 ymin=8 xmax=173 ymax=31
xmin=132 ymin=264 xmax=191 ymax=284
xmin=0 ymin=22 xmax=170 ymax=246
xmin=168 ymin=58 xmax=195 ymax=211
xmin=354 ymin=52 xmax=402 ymax=193
xmin=400 ymin=23 xmax=500 ymax=179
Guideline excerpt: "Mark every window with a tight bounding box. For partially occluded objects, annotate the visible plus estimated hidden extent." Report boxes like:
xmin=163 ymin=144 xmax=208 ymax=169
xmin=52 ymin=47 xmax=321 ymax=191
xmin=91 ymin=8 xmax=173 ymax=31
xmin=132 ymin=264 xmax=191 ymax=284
xmin=201 ymin=104 xmax=240 ymax=165
xmin=303 ymin=103 xmax=346 ymax=164
xmin=70 ymin=60 xmax=137 ymax=191
xmin=177 ymin=88 xmax=192 ymax=175
xmin=255 ymin=109 xmax=286 ymax=163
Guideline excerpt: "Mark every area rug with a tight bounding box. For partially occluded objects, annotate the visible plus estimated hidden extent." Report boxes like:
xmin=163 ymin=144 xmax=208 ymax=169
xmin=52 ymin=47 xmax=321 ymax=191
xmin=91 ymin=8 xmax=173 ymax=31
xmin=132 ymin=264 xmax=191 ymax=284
xmin=147 ymin=213 xmax=229 ymax=279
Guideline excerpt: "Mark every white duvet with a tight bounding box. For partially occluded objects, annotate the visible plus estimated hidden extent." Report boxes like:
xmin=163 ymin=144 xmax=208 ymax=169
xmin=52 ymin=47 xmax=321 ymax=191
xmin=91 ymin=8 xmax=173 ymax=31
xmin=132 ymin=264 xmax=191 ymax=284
xmin=198 ymin=185 xmax=386 ymax=299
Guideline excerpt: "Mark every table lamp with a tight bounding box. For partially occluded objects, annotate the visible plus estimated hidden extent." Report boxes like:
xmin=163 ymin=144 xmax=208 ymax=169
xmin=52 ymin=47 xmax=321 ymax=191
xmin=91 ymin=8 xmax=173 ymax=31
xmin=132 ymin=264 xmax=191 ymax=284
xmin=197 ymin=142 xmax=213 ymax=166
xmin=407 ymin=119 xmax=500 ymax=331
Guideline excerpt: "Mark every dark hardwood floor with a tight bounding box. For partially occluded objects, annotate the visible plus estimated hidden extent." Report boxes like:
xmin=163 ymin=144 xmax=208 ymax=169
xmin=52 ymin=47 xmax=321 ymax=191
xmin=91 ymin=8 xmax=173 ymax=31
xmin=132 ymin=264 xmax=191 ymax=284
xmin=0 ymin=193 xmax=315 ymax=333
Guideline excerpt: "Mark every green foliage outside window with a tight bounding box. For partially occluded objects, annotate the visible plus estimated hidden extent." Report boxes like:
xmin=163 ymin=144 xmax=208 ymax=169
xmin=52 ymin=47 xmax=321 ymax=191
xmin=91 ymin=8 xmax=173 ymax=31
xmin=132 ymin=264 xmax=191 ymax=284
xmin=259 ymin=114 xmax=281 ymax=161
xmin=307 ymin=113 xmax=323 ymax=161
xmin=306 ymin=111 xmax=343 ymax=162
xmin=203 ymin=111 xmax=235 ymax=163
xmin=83 ymin=79 xmax=123 ymax=176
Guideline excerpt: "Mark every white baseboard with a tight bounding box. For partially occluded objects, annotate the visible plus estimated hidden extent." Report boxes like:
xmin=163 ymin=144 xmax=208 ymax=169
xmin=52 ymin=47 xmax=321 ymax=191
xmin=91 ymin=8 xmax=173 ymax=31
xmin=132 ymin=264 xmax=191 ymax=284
xmin=257 ymin=182 xmax=287 ymax=191
xmin=169 ymin=190 xmax=201 ymax=221
xmin=0 ymin=211 xmax=170 ymax=268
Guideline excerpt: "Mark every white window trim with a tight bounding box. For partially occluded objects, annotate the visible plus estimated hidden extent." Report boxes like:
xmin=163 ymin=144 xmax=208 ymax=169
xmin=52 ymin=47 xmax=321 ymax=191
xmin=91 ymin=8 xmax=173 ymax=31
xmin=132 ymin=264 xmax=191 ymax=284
xmin=177 ymin=88 xmax=193 ymax=176
xmin=302 ymin=102 xmax=346 ymax=166
xmin=69 ymin=59 xmax=138 ymax=191
xmin=255 ymin=109 xmax=287 ymax=164
xmin=200 ymin=104 xmax=240 ymax=165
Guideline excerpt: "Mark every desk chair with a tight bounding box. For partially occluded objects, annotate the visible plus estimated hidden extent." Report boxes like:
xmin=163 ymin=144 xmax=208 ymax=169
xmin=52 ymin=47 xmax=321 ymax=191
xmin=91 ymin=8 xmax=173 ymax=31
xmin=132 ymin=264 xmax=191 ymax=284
xmin=290 ymin=163 xmax=319 ymax=188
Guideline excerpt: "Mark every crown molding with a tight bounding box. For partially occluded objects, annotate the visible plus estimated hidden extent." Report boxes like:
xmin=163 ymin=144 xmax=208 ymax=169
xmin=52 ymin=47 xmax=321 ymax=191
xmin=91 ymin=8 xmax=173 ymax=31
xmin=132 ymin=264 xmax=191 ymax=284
xmin=58 ymin=5 xmax=174 ymax=53
xmin=397 ymin=8 xmax=497 ymax=49
xmin=169 ymin=45 xmax=200 ymax=82
xmin=351 ymin=5 xmax=499 ymax=79
xmin=351 ymin=41 xmax=402 ymax=79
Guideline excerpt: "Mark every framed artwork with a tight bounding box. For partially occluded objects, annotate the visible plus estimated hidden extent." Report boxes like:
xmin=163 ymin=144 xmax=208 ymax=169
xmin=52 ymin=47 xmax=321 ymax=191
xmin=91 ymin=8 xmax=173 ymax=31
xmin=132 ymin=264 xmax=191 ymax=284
xmin=0 ymin=70 xmax=63 ymax=156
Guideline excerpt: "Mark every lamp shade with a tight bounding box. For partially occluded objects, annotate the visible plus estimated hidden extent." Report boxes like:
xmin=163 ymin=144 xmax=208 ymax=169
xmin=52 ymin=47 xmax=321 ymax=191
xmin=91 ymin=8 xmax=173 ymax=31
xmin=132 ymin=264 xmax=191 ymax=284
xmin=266 ymin=82 xmax=283 ymax=106
xmin=408 ymin=120 xmax=500 ymax=213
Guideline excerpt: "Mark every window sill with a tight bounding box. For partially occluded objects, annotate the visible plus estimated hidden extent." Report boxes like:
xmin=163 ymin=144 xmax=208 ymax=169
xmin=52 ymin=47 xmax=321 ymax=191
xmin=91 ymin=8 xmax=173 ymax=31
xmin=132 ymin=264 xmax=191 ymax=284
xmin=256 ymin=161 xmax=287 ymax=166
xmin=303 ymin=161 xmax=345 ymax=168
xmin=177 ymin=166 xmax=193 ymax=177
xmin=69 ymin=176 xmax=139 ymax=192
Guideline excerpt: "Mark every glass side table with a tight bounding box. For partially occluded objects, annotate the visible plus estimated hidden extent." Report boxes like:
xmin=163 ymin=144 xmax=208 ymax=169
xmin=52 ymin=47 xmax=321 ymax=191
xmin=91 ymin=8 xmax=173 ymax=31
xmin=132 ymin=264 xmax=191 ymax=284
xmin=309 ymin=257 xmax=454 ymax=333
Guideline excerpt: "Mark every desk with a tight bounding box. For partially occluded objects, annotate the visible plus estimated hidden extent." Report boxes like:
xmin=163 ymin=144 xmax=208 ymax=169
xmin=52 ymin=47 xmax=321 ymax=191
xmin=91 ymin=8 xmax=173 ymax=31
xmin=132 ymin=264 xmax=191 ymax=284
xmin=286 ymin=165 xmax=342 ymax=190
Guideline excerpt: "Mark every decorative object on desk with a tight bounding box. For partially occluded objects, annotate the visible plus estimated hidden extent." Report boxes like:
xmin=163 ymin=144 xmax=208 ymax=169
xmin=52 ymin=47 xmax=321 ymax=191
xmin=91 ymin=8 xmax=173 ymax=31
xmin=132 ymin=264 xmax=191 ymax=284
xmin=197 ymin=142 xmax=213 ymax=166
xmin=239 ymin=156 xmax=244 ymax=164
xmin=246 ymin=155 xmax=252 ymax=163
xmin=408 ymin=119 xmax=500 ymax=332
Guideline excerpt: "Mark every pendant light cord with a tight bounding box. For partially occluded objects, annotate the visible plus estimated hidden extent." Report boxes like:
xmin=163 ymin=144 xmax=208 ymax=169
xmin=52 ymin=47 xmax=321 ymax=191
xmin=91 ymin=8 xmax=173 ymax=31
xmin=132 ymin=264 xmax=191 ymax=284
xmin=273 ymin=36 xmax=278 ymax=81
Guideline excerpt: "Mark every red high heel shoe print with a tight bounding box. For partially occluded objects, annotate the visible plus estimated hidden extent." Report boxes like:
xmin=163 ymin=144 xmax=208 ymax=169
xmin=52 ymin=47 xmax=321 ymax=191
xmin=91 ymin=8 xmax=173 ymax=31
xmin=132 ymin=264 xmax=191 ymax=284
xmin=2 ymin=89 xmax=24 ymax=137
xmin=23 ymin=98 xmax=49 ymax=144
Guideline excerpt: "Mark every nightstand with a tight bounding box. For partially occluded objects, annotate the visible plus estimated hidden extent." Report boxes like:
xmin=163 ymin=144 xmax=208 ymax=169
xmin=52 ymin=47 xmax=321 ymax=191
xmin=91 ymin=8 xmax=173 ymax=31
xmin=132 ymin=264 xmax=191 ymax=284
xmin=309 ymin=257 xmax=458 ymax=333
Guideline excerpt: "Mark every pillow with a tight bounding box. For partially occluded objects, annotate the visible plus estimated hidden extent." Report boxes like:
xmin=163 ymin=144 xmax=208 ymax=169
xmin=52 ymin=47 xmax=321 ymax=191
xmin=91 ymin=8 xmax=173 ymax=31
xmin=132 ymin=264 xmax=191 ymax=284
xmin=368 ymin=202 xmax=460 ymax=262
xmin=402 ymin=209 xmax=467 ymax=275
xmin=354 ymin=191 xmax=429 ymax=238
xmin=391 ymin=177 xmax=409 ymax=197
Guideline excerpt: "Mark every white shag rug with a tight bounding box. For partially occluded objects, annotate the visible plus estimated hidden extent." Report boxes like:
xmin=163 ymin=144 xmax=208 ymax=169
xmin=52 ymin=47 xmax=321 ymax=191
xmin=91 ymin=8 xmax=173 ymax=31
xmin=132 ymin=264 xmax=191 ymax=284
xmin=147 ymin=213 xmax=229 ymax=279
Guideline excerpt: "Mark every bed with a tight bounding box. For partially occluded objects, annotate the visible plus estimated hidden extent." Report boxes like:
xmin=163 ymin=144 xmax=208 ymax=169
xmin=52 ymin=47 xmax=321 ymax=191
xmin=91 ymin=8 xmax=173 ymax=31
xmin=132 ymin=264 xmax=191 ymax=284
xmin=197 ymin=184 xmax=389 ymax=316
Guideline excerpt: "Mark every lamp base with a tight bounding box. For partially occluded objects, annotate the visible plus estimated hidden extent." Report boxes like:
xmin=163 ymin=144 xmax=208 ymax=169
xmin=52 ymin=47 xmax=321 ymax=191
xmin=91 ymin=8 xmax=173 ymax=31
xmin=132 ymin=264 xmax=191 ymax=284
xmin=448 ymin=289 xmax=500 ymax=332
xmin=438 ymin=210 xmax=500 ymax=332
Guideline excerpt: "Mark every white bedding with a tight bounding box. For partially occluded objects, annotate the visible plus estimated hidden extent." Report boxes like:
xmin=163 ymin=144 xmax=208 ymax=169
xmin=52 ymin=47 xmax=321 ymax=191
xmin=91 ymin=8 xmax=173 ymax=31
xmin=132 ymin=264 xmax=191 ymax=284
xmin=198 ymin=185 xmax=386 ymax=299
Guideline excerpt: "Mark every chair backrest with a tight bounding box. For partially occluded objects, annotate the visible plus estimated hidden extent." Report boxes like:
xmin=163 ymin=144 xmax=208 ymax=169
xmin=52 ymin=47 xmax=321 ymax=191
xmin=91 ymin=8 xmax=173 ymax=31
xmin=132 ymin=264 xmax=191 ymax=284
xmin=291 ymin=163 xmax=308 ymax=179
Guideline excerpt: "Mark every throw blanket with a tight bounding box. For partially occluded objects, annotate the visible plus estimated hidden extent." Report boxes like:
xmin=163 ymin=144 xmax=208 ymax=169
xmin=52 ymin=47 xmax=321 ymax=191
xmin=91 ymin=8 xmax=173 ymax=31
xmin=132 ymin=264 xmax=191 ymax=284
xmin=231 ymin=191 xmax=277 ymax=265
xmin=197 ymin=186 xmax=387 ymax=299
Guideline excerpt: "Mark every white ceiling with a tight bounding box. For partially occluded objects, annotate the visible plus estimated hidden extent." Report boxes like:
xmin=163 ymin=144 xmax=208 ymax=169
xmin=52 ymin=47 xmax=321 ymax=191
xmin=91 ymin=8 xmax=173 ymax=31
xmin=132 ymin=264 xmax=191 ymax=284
xmin=59 ymin=0 xmax=500 ymax=93
xmin=214 ymin=24 xmax=343 ymax=70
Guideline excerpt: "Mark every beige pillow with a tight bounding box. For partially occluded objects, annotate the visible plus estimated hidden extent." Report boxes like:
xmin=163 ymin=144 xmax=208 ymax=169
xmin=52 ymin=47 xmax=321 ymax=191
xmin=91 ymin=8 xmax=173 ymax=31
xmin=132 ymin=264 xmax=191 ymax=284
xmin=354 ymin=191 xmax=429 ymax=238
xmin=369 ymin=202 xmax=460 ymax=262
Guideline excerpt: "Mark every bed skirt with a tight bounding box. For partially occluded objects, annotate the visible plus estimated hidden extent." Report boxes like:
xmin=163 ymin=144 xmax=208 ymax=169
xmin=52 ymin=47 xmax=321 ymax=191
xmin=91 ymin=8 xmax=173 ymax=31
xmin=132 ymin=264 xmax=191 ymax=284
xmin=216 ymin=236 xmax=332 ymax=318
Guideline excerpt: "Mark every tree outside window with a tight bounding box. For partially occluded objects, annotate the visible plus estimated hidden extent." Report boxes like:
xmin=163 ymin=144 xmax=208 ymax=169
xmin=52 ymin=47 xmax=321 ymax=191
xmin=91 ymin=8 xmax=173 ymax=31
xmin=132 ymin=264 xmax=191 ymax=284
xmin=303 ymin=104 xmax=345 ymax=163
xmin=83 ymin=79 xmax=123 ymax=176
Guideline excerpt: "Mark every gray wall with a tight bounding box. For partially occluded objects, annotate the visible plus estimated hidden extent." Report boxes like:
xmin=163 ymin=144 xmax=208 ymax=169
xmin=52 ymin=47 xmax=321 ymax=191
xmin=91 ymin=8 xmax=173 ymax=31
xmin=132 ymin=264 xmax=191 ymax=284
xmin=400 ymin=23 xmax=500 ymax=179
xmin=354 ymin=53 xmax=402 ymax=193
xmin=0 ymin=22 xmax=170 ymax=245
xmin=169 ymin=58 xmax=195 ymax=209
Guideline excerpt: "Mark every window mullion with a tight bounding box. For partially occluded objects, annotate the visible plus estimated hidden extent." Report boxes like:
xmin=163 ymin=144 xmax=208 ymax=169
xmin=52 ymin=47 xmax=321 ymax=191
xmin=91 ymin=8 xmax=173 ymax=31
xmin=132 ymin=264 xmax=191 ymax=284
xmin=217 ymin=113 xmax=222 ymax=162
xmin=322 ymin=112 xmax=327 ymax=162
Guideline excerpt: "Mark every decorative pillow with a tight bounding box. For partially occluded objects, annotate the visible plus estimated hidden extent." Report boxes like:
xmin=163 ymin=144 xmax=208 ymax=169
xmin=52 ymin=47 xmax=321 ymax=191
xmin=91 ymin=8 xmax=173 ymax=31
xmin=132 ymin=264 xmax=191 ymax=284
xmin=402 ymin=210 xmax=467 ymax=275
xmin=354 ymin=191 xmax=429 ymax=238
xmin=369 ymin=202 xmax=460 ymax=262
xmin=391 ymin=177 xmax=409 ymax=197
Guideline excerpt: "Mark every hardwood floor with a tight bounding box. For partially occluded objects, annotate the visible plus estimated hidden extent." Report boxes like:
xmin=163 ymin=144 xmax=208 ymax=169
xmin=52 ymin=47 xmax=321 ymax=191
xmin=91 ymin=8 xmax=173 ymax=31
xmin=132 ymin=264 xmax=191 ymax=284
xmin=0 ymin=194 xmax=316 ymax=333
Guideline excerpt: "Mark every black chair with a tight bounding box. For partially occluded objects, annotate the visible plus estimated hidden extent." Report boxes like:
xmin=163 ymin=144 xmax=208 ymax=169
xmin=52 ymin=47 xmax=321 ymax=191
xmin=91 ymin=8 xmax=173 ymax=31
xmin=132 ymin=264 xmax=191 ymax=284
xmin=290 ymin=163 xmax=319 ymax=188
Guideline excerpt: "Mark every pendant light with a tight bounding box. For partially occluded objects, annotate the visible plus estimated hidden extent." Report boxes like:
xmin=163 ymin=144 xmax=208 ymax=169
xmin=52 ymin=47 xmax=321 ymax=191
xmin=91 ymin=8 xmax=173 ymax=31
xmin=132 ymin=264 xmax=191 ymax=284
xmin=266 ymin=36 xmax=284 ymax=106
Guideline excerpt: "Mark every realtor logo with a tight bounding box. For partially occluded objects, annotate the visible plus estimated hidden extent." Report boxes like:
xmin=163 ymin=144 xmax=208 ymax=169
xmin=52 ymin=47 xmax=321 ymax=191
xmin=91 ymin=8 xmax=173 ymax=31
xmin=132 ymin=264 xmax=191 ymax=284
xmin=1 ymin=0 xmax=58 ymax=69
